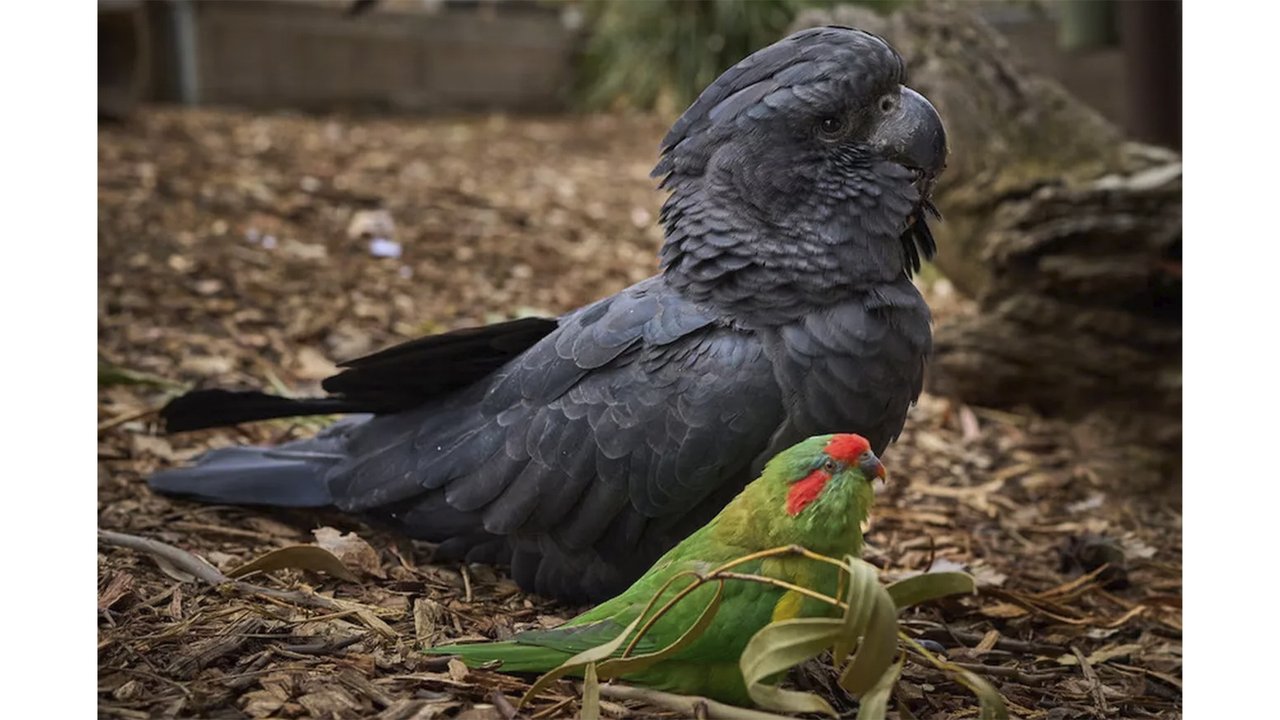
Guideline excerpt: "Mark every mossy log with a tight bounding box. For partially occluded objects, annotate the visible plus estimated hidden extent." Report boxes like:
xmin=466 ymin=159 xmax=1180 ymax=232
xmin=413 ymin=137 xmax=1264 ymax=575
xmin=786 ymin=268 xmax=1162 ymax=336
xmin=793 ymin=4 xmax=1181 ymax=483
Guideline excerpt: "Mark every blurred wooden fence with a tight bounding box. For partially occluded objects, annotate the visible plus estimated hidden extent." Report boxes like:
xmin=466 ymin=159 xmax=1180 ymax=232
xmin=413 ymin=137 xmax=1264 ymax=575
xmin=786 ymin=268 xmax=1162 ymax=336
xmin=128 ymin=0 xmax=579 ymax=114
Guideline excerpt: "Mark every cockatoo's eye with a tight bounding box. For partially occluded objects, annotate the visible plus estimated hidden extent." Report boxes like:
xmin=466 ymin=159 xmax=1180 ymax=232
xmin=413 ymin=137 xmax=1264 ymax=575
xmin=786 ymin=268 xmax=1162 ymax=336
xmin=816 ymin=115 xmax=850 ymax=141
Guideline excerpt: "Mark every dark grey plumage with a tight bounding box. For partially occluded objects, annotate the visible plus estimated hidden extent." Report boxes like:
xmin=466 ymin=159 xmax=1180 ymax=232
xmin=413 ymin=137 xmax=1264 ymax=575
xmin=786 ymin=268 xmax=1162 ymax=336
xmin=150 ymin=26 xmax=948 ymax=602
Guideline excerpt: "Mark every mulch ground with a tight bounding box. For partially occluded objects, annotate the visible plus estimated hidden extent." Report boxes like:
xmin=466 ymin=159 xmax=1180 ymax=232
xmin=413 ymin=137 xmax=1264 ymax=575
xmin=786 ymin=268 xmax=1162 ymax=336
xmin=98 ymin=107 xmax=1182 ymax=720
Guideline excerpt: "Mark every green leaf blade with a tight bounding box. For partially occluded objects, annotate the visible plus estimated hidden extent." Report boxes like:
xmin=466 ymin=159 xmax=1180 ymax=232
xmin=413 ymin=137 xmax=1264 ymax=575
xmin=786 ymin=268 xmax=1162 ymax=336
xmin=740 ymin=618 xmax=841 ymax=716
xmin=886 ymin=572 xmax=977 ymax=610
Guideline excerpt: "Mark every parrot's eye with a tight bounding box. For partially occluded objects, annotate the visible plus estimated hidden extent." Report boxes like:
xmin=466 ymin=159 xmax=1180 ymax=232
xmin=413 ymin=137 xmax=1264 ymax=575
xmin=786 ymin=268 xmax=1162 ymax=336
xmin=878 ymin=93 xmax=898 ymax=114
xmin=822 ymin=459 xmax=839 ymax=473
xmin=817 ymin=116 xmax=849 ymax=140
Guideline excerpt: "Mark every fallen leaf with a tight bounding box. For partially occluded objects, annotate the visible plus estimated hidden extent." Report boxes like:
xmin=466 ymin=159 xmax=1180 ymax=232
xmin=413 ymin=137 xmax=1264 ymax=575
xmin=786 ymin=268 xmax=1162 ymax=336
xmin=294 ymin=347 xmax=338 ymax=381
xmin=454 ymin=705 xmax=504 ymax=720
xmin=280 ymin=239 xmax=328 ymax=261
xmin=974 ymin=630 xmax=1001 ymax=654
xmin=415 ymin=597 xmax=447 ymax=648
xmin=347 ymin=209 xmax=397 ymax=240
xmin=98 ymin=572 xmax=135 ymax=611
xmin=1087 ymin=643 xmax=1144 ymax=665
xmin=928 ymin=557 xmax=968 ymax=574
xmin=244 ymin=516 xmax=308 ymax=540
xmin=167 ymin=587 xmax=183 ymax=619
xmin=980 ymin=602 xmax=1030 ymax=619
xmin=180 ymin=355 xmax=234 ymax=376
xmin=313 ymin=527 xmax=386 ymax=579
xmin=1120 ymin=534 xmax=1158 ymax=560
xmin=131 ymin=434 xmax=176 ymax=461
xmin=150 ymin=555 xmax=199 ymax=583
xmin=959 ymin=404 xmax=981 ymax=443
xmin=226 ymin=545 xmax=359 ymax=582
xmin=970 ymin=563 xmax=1009 ymax=588
xmin=241 ymin=689 xmax=287 ymax=719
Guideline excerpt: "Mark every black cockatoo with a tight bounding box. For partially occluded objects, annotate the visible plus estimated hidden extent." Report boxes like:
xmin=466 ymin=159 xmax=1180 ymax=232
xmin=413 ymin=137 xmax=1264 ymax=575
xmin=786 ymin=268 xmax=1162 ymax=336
xmin=150 ymin=26 xmax=948 ymax=603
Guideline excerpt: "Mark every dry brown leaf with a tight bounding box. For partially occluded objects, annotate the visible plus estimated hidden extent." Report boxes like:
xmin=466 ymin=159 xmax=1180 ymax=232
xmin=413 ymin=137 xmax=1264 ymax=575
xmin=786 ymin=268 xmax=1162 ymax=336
xmin=240 ymin=688 xmax=288 ymax=719
xmin=280 ymin=239 xmax=329 ymax=262
xmin=294 ymin=346 xmax=338 ymax=381
xmin=447 ymin=658 xmax=470 ymax=682
xmin=1087 ymin=643 xmax=1144 ymax=665
xmin=454 ymin=705 xmax=504 ymax=720
xmin=313 ymin=526 xmax=386 ymax=579
xmin=980 ymin=602 xmax=1030 ymax=619
xmin=167 ymin=586 xmax=183 ymax=619
xmin=415 ymin=597 xmax=447 ymax=648
xmin=974 ymin=630 xmax=1001 ymax=654
xmin=150 ymin=554 xmax=199 ymax=583
xmin=180 ymin=355 xmax=235 ymax=376
xmin=959 ymin=404 xmax=981 ymax=443
xmin=970 ymin=563 xmax=1009 ymax=588
xmin=297 ymin=688 xmax=361 ymax=716
xmin=347 ymin=208 xmax=397 ymax=240
xmin=226 ymin=544 xmax=359 ymax=582
xmin=244 ymin=516 xmax=308 ymax=540
xmin=130 ymin=434 xmax=175 ymax=461
xmin=98 ymin=572 xmax=135 ymax=611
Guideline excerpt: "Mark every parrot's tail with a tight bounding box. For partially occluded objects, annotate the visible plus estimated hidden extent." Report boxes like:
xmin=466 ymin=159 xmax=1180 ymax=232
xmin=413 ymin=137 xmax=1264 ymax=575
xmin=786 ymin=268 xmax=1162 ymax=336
xmin=159 ymin=388 xmax=369 ymax=433
xmin=423 ymin=641 xmax=572 ymax=674
xmin=146 ymin=418 xmax=364 ymax=508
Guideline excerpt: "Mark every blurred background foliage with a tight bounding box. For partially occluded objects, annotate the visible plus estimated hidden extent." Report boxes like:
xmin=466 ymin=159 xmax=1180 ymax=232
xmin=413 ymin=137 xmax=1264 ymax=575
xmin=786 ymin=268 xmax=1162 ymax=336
xmin=573 ymin=0 xmax=905 ymax=112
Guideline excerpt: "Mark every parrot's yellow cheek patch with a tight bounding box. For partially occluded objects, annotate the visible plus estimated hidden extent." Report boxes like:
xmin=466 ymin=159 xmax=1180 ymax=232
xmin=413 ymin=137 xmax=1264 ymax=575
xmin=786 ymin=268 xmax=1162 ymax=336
xmin=771 ymin=589 xmax=805 ymax=622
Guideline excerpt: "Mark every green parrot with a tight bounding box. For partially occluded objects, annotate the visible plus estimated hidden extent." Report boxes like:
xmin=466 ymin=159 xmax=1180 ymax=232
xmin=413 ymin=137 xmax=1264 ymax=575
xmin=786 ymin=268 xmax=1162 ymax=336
xmin=425 ymin=433 xmax=887 ymax=705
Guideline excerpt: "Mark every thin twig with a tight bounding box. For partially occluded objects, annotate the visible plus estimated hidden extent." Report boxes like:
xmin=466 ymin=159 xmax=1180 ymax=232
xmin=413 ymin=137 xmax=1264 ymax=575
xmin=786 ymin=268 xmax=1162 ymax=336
xmin=598 ymin=684 xmax=796 ymax=720
xmin=904 ymin=624 xmax=1066 ymax=655
xmin=715 ymin=572 xmax=844 ymax=610
xmin=99 ymin=529 xmax=227 ymax=584
xmin=1072 ymin=646 xmax=1113 ymax=715
xmin=620 ymin=571 xmax=705 ymax=658
xmin=948 ymin=662 xmax=1064 ymax=685
xmin=278 ymin=633 xmax=365 ymax=655
xmin=98 ymin=405 xmax=162 ymax=433
xmin=169 ymin=521 xmax=285 ymax=543
xmin=530 ymin=697 xmax=574 ymax=719
xmin=709 ymin=544 xmax=850 ymax=575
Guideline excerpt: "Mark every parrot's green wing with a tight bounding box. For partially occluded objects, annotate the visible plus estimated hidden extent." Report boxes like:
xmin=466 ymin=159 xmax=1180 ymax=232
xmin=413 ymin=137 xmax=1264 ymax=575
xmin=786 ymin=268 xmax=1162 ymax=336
xmin=425 ymin=553 xmax=724 ymax=673
xmin=425 ymin=616 xmax=661 ymax=673
xmin=515 ymin=618 xmax=660 ymax=655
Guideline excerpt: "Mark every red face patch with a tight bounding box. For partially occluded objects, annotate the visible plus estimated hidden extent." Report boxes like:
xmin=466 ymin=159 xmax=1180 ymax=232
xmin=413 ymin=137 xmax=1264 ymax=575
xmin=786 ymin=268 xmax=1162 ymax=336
xmin=824 ymin=434 xmax=870 ymax=464
xmin=786 ymin=468 xmax=831 ymax=516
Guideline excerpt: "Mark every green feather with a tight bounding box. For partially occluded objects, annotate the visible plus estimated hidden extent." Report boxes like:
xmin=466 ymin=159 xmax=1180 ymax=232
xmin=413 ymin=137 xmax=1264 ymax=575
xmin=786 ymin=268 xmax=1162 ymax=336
xmin=432 ymin=640 xmax=573 ymax=673
xmin=424 ymin=433 xmax=879 ymax=705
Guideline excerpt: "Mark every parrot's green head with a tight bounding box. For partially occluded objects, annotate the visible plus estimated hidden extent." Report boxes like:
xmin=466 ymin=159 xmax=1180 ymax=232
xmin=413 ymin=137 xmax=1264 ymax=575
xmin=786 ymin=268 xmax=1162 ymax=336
xmin=751 ymin=433 xmax=886 ymax=553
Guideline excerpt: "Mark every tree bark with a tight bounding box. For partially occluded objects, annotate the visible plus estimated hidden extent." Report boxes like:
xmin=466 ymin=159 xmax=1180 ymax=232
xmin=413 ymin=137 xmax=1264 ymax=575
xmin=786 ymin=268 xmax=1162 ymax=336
xmin=792 ymin=3 xmax=1181 ymax=485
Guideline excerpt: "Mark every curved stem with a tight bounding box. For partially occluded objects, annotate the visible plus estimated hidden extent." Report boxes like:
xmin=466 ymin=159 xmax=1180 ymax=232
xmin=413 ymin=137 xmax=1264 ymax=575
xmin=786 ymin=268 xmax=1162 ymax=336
xmin=621 ymin=550 xmax=851 ymax=658
xmin=706 ymin=544 xmax=850 ymax=576
xmin=714 ymin=572 xmax=844 ymax=610
xmin=622 ymin=573 xmax=709 ymax=658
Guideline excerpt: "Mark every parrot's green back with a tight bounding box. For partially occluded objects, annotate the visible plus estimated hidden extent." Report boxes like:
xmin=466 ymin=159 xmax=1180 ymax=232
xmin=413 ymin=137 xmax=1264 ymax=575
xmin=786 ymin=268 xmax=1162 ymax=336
xmin=427 ymin=434 xmax=882 ymax=705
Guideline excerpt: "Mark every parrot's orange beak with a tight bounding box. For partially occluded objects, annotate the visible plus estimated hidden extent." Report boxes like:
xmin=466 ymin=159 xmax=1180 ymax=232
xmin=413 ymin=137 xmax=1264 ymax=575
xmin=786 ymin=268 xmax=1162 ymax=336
xmin=874 ymin=461 xmax=887 ymax=482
